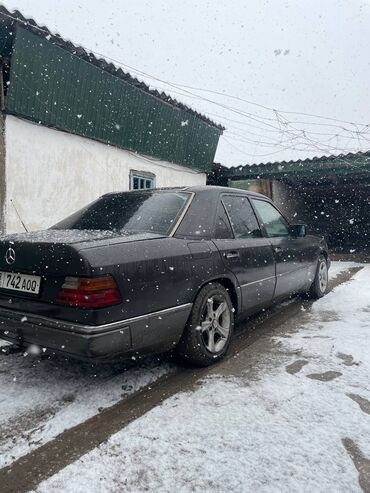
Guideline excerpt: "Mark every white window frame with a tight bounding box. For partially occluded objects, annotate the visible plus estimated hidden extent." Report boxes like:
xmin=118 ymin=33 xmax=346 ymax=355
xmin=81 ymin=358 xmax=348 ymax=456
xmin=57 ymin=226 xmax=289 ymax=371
xmin=129 ymin=169 xmax=156 ymax=190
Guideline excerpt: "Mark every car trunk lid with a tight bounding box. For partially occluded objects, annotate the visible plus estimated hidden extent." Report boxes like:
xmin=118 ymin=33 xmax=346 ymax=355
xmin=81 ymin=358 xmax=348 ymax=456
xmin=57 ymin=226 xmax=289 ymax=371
xmin=0 ymin=229 xmax=166 ymax=307
xmin=0 ymin=229 xmax=166 ymax=274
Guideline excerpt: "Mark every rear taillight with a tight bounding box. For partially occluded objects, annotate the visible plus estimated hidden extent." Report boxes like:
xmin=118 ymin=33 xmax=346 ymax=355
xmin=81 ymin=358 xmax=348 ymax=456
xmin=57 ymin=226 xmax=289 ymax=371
xmin=56 ymin=275 xmax=121 ymax=308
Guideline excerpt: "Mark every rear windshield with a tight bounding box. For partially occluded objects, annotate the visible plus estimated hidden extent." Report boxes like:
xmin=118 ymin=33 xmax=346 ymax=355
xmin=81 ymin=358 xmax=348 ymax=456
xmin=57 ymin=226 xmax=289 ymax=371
xmin=51 ymin=191 xmax=191 ymax=235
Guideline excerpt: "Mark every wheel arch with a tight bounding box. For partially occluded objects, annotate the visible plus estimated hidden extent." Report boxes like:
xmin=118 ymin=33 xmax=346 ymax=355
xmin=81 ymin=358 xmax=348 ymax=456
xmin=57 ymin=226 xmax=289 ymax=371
xmin=318 ymin=237 xmax=329 ymax=263
xmin=319 ymin=249 xmax=329 ymax=265
xmin=192 ymin=276 xmax=240 ymax=315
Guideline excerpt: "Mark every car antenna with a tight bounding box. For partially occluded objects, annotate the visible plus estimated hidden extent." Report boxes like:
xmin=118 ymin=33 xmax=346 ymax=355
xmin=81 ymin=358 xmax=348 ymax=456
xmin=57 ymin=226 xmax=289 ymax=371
xmin=10 ymin=199 xmax=29 ymax=232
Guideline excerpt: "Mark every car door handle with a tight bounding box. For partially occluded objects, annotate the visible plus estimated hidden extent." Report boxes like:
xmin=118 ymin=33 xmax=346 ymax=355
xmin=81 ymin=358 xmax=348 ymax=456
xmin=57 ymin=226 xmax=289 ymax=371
xmin=224 ymin=251 xmax=240 ymax=259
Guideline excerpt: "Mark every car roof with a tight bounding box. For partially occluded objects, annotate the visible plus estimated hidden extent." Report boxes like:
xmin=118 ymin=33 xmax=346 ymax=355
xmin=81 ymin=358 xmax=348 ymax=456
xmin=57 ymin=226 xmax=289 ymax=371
xmin=184 ymin=185 xmax=267 ymax=198
xmin=103 ymin=185 xmax=269 ymax=200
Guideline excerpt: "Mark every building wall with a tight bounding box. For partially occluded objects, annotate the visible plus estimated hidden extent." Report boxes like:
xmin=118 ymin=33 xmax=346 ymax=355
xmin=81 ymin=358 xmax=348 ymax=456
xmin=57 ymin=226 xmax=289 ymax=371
xmin=229 ymin=179 xmax=272 ymax=197
xmin=4 ymin=115 xmax=206 ymax=233
xmin=0 ymin=111 xmax=5 ymax=233
xmin=271 ymin=180 xmax=307 ymax=222
xmin=272 ymin=178 xmax=370 ymax=250
xmin=4 ymin=26 xmax=222 ymax=171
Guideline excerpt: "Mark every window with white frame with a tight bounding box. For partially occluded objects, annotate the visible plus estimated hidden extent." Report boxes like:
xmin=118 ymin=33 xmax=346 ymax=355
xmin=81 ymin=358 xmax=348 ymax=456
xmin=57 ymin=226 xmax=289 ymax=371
xmin=129 ymin=170 xmax=156 ymax=190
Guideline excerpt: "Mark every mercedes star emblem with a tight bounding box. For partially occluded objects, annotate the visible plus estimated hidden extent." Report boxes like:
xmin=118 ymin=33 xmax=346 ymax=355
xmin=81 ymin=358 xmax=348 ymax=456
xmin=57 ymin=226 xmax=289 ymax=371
xmin=5 ymin=247 xmax=16 ymax=265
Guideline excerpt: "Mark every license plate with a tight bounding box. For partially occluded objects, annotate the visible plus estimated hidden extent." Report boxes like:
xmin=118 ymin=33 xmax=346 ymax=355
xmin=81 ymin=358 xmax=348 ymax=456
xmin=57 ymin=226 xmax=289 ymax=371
xmin=0 ymin=271 xmax=41 ymax=294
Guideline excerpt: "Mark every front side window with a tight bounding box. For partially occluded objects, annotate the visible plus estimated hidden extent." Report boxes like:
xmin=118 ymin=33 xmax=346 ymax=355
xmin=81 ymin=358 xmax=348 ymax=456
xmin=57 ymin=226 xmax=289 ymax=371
xmin=52 ymin=191 xmax=190 ymax=236
xmin=222 ymin=195 xmax=261 ymax=238
xmin=251 ymin=199 xmax=290 ymax=237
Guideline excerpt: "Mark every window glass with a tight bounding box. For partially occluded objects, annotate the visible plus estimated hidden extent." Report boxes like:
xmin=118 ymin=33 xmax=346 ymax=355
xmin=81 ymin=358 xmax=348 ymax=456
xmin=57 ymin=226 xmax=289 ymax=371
xmin=251 ymin=199 xmax=290 ymax=237
xmin=222 ymin=195 xmax=261 ymax=238
xmin=52 ymin=191 xmax=190 ymax=235
xmin=130 ymin=171 xmax=155 ymax=190
xmin=214 ymin=201 xmax=233 ymax=239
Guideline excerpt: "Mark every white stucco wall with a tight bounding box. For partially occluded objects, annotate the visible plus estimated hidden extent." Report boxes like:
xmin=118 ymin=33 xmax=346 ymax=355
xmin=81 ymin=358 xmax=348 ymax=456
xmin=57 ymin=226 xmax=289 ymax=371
xmin=4 ymin=115 xmax=206 ymax=233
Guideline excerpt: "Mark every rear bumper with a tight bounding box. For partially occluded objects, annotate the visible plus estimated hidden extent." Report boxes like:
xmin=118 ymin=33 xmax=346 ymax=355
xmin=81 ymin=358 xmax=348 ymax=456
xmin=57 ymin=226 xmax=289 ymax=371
xmin=0 ymin=304 xmax=192 ymax=361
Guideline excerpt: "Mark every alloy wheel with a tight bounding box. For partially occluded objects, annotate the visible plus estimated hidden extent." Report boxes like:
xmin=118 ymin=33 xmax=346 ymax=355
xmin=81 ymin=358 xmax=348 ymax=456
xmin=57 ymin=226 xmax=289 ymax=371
xmin=199 ymin=295 xmax=231 ymax=354
xmin=319 ymin=261 xmax=328 ymax=292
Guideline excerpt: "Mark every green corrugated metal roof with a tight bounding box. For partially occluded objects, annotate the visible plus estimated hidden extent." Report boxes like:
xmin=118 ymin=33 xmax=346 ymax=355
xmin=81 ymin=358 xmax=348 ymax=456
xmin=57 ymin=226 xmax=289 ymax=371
xmin=227 ymin=151 xmax=370 ymax=180
xmin=0 ymin=9 xmax=223 ymax=171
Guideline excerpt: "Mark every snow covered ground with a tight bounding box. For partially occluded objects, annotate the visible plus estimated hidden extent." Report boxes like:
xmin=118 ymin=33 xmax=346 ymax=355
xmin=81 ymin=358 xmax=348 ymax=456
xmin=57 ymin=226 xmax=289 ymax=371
xmin=33 ymin=262 xmax=370 ymax=493
xmin=0 ymin=353 xmax=173 ymax=468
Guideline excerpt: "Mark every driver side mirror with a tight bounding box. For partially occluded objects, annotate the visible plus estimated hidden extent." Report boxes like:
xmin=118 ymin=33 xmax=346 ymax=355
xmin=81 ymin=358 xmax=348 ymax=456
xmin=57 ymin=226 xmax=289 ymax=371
xmin=290 ymin=224 xmax=306 ymax=237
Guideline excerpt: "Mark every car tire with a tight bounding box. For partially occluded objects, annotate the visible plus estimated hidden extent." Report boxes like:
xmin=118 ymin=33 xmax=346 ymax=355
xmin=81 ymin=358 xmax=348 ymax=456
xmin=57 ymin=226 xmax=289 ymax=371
xmin=306 ymin=255 xmax=329 ymax=299
xmin=175 ymin=282 xmax=234 ymax=367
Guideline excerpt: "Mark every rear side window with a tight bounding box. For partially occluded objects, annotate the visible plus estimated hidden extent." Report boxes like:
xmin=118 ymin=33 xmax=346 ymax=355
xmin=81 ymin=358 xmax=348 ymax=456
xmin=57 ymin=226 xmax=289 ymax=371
xmin=222 ymin=195 xmax=261 ymax=238
xmin=251 ymin=199 xmax=290 ymax=237
xmin=214 ymin=201 xmax=233 ymax=239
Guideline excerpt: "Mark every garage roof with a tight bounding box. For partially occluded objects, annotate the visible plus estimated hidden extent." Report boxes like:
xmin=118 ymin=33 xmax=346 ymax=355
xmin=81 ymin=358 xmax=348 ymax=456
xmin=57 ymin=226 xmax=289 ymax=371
xmin=227 ymin=151 xmax=370 ymax=180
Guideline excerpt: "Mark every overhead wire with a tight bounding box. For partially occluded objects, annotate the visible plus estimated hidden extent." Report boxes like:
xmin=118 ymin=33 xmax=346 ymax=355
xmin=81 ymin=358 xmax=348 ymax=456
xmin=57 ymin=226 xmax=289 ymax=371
xmin=3 ymin=9 xmax=370 ymax=161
